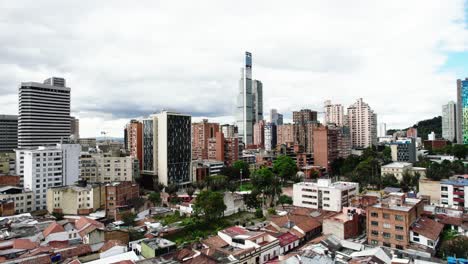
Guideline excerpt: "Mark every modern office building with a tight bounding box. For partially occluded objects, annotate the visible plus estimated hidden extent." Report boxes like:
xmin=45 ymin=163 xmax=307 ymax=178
xmin=456 ymin=78 xmax=468 ymax=144
xmin=253 ymin=80 xmax=263 ymax=123
xmin=264 ymin=122 xmax=277 ymax=151
xmin=347 ymin=98 xmax=377 ymax=148
xmin=390 ymin=138 xmax=417 ymax=163
xmin=293 ymin=179 xmax=359 ymax=212
xmin=142 ymin=111 xmax=191 ymax=187
xmin=0 ymin=115 xmax=18 ymax=152
xmin=192 ymin=119 xmax=219 ymax=160
xmin=270 ymin=109 xmax=283 ymax=125
xmin=70 ymin=116 xmax=79 ymax=140
xmin=442 ymin=101 xmax=457 ymax=142
xmin=125 ymin=120 xmax=143 ymax=169
xmin=324 ymin=100 xmax=344 ymax=126
xmin=236 ymin=52 xmax=263 ymax=146
xmin=18 ymin=77 xmax=71 ymax=148
xmin=253 ymin=120 xmax=266 ymax=148
xmin=367 ymin=193 xmax=424 ymax=250
xmin=21 ymin=144 xmax=80 ymax=210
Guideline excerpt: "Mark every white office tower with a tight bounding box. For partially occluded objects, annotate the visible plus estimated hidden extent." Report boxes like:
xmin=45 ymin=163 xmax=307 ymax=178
xmin=18 ymin=77 xmax=71 ymax=148
xmin=324 ymin=100 xmax=345 ymax=126
xmin=378 ymin=123 xmax=387 ymax=138
xmin=442 ymin=101 xmax=457 ymax=142
xmin=20 ymin=143 xmax=80 ymax=210
xmin=347 ymin=98 xmax=378 ymax=148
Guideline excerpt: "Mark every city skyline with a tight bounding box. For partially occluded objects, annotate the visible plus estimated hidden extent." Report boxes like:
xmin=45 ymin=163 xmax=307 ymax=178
xmin=1 ymin=1 xmax=468 ymax=137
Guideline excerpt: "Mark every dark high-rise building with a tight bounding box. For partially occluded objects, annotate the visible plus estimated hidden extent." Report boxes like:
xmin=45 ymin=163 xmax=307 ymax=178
xmin=0 ymin=115 xmax=18 ymax=152
xmin=236 ymin=52 xmax=263 ymax=146
xmin=457 ymin=78 xmax=468 ymax=144
xmin=293 ymin=109 xmax=318 ymax=153
xmin=18 ymin=77 xmax=70 ymax=148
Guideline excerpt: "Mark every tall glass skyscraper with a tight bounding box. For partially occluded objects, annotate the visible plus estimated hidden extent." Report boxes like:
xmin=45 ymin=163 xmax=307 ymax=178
xmin=457 ymin=79 xmax=468 ymax=144
xmin=236 ymin=52 xmax=263 ymax=146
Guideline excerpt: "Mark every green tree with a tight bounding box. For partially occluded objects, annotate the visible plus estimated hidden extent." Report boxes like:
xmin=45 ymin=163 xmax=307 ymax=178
xmin=193 ymin=190 xmax=226 ymax=222
xmin=252 ymin=168 xmax=282 ymax=207
xmin=148 ymin=192 xmax=161 ymax=206
xmin=121 ymin=212 xmax=137 ymax=226
xmin=195 ymin=181 xmax=205 ymax=191
xmin=233 ymin=160 xmax=250 ymax=178
xmin=186 ymin=186 xmax=195 ymax=198
xmin=278 ymin=195 xmax=293 ymax=209
xmin=243 ymin=191 xmax=261 ymax=209
xmin=382 ymin=147 xmax=392 ymax=164
xmin=381 ymin=173 xmax=399 ymax=188
xmin=452 ymin=144 xmax=467 ymax=160
xmin=166 ymin=183 xmax=179 ymax=196
xmin=400 ymin=170 xmax=414 ymax=192
xmin=451 ymin=160 xmax=465 ymax=174
xmin=206 ymin=175 xmax=228 ymax=191
xmin=52 ymin=212 xmax=64 ymax=220
xmin=273 ymin=155 xmax=297 ymax=183
xmin=440 ymin=236 xmax=468 ymax=259
xmin=227 ymin=181 xmax=238 ymax=193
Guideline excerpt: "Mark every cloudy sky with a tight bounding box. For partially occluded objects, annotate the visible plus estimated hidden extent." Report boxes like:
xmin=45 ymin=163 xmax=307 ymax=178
xmin=1 ymin=0 xmax=467 ymax=137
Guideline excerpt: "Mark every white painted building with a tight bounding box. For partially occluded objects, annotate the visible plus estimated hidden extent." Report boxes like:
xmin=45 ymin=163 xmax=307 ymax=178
xmin=440 ymin=178 xmax=468 ymax=209
xmin=20 ymin=144 xmax=80 ymax=210
xmin=442 ymin=101 xmax=457 ymax=142
xmin=293 ymin=179 xmax=359 ymax=212
xmin=381 ymin=162 xmax=426 ymax=181
xmin=346 ymin=98 xmax=377 ymax=148
xmin=409 ymin=217 xmax=444 ymax=251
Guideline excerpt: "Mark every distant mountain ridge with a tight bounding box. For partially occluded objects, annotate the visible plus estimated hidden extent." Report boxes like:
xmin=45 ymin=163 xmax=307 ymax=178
xmin=387 ymin=116 xmax=442 ymax=140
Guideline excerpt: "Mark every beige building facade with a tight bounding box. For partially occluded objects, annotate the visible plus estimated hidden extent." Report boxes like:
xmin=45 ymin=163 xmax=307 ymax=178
xmin=47 ymin=183 xmax=105 ymax=215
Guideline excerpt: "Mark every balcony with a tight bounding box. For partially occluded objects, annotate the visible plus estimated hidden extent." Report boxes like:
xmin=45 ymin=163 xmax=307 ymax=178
xmin=454 ymin=191 xmax=464 ymax=196
xmin=453 ymin=198 xmax=464 ymax=203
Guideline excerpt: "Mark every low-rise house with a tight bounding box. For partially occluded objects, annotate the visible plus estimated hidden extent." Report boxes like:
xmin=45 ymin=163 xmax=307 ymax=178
xmin=410 ymin=217 xmax=444 ymax=253
xmin=276 ymin=232 xmax=300 ymax=255
xmin=179 ymin=192 xmax=245 ymax=217
xmin=440 ymin=177 xmax=468 ymax=209
xmin=75 ymin=216 xmax=105 ymax=251
xmin=42 ymin=222 xmax=80 ymax=244
xmin=0 ymin=199 xmax=15 ymax=216
xmin=99 ymin=240 xmax=128 ymax=259
xmin=0 ymin=186 xmax=34 ymax=214
xmin=268 ymin=214 xmax=322 ymax=242
xmin=381 ymin=162 xmax=426 ymax=181
xmin=141 ymin=238 xmax=177 ymax=259
xmin=322 ymin=207 xmax=364 ymax=240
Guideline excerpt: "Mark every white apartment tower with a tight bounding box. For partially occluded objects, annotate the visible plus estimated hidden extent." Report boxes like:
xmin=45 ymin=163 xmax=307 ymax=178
xmin=324 ymin=100 xmax=344 ymax=126
xmin=18 ymin=77 xmax=71 ymax=148
xmin=378 ymin=123 xmax=387 ymax=138
xmin=347 ymin=98 xmax=377 ymax=148
xmin=21 ymin=144 xmax=80 ymax=210
xmin=442 ymin=101 xmax=457 ymax=142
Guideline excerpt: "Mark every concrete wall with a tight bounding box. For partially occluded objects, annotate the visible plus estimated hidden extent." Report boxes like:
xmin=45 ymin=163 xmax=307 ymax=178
xmin=418 ymin=179 xmax=440 ymax=205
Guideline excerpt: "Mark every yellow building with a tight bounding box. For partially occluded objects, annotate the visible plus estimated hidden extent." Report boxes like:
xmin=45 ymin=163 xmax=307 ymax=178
xmin=47 ymin=182 xmax=105 ymax=215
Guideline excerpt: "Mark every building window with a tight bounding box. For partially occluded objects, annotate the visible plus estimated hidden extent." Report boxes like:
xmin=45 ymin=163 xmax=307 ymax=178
xmin=396 ymin=245 xmax=404 ymax=250
xmin=395 ymin=215 xmax=403 ymax=221
xmin=383 ymin=213 xmax=390 ymax=219
xmin=395 ymin=235 xmax=404 ymax=241
xmin=428 ymin=240 xmax=434 ymax=247
xmin=371 ymin=212 xmax=378 ymax=217
xmin=383 ymin=233 xmax=391 ymax=239
xmin=441 ymin=186 xmax=448 ymax=191
xmin=371 ymin=230 xmax=378 ymax=236
xmin=413 ymin=237 xmax=420 ymax=242
xmin=395 ymin=225 xmax=404 ymax=231
xmin=383 ymin=223 xmax=391 ymax=229
xmin=371 ymin=221 xmax=378 ymax=226
xmin=370 ymin=240 xmax=378 ymax=245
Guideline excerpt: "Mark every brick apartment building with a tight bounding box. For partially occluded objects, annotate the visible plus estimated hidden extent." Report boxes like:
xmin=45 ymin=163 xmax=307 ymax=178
xmin=313 ymin=126 xmax=338 ymax=170
xmin=207 ymin=131 xmax=239 ymax=167
xmin=367 ymin=193 xmax=424 ymax=250
xmin=105 ymin=181 xmax=139 ymax=220
xmin=126 ymin=120 xmax=143 ymax=170
xmin=192 ymin=119 xmax=220 ymax=160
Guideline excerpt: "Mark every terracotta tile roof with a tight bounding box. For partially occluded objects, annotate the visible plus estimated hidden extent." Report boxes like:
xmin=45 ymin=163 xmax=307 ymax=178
xmin=269 ymin=214 xmax=321 ymax=233
xmin=55 ymin=244 xmax=92 ymax=259
xmin=42 ymin=222 xmax=65 ymax=237
xmin=411 ymin=217 xmax=444 ymax=241
xmin=289 ymin=229 xmax=305 ymax=239
xmin=111 ymin=261 xmax=134 ymax=264
xmin=202 ymin=235 xmax=228 ymax=248
xmin=144 ymin=233 xmax=155 ymax=239
xmin=295 ymin=218 xmax=321 ymax=233
xmin=277 ymin=232 xmax=299 ymax=247
xmin=263 ymin=224 xmax=279 ymax=232
xmin=100 ymin=240 xmax=125 ymax=252
xmin=184 ymin=254 xmax=218 ymax=264
xmin=13 ymin=239 xmax=39 ymax=250
xmin=48 ymin=240 xmax=70 ymax=249
xmin=290 ymin=207 xmax=314 ymax=216
xmin=171 ymin=248 xmax=197 ymax=261
xmin=438 ymin=215 xmax=463 ymax=226
xmin=221 ymin=226 xmax=248 ymax=237
xmin=75 ymin=217 xmax=104 ymax=230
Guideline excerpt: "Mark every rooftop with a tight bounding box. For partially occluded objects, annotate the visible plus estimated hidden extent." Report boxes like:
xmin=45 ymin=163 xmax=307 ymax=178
xmin=381 ymin=162 xmax=412 ymax=168
xmin=411 ymin=217 xmax=444 ymax=241
xmin=142 ymin=238 xmax=176 ymax=249
xmin=441 ymin=178 xmax=468 ymax=186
